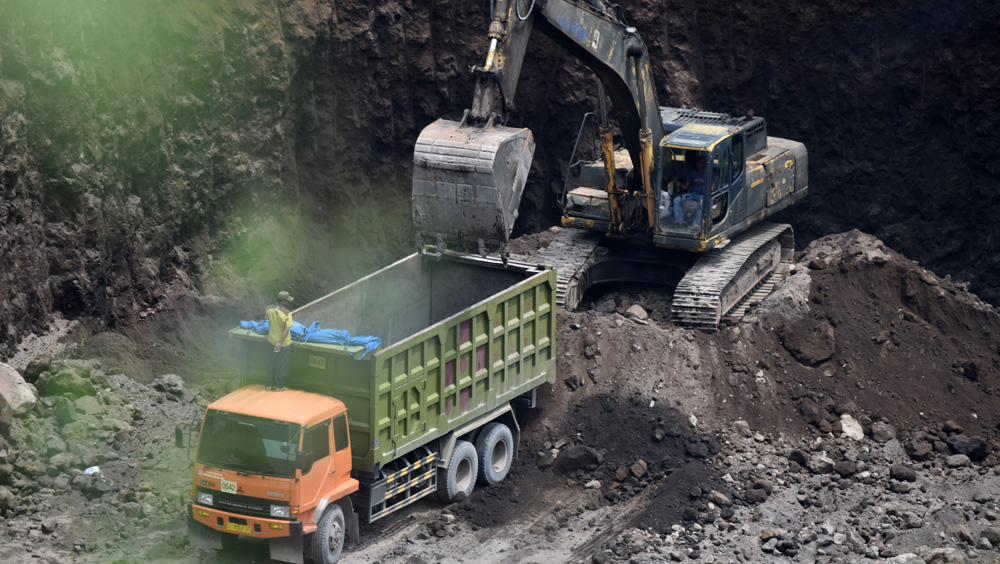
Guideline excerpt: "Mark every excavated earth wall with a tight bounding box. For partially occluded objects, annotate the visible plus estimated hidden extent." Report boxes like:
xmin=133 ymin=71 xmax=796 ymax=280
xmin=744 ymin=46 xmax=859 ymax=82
xmin=2 ymin=0 xmax=999 ymax=359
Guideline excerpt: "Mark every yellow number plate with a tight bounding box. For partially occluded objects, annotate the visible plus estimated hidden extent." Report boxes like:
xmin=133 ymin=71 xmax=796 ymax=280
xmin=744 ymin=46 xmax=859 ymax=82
xmin=220 ymin=479 xmax=237 ymax=494
xmin=309 ymin=354 xmax=326 ymax=369
xmin=226 ymin=522 xmax=252 ymax=535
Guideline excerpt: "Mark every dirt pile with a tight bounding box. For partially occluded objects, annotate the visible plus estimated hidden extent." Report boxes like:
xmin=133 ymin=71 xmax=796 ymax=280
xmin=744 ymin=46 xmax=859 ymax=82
xmin=432 ymin=228 xmax=1000 ymax=563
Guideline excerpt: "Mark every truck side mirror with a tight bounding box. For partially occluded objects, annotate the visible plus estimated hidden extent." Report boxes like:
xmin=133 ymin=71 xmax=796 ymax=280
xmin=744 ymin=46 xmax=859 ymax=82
xmin=175 ymin=426 xmax=184 ymax=448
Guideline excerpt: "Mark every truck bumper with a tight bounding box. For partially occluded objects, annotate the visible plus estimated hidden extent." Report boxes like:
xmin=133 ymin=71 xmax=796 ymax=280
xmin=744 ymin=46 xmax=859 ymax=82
xmin=188 ymin=503 xmax=305 ymax=564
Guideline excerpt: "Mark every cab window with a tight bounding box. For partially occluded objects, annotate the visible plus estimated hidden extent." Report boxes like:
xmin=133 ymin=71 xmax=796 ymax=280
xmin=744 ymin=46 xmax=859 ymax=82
xmin=300 ymin=421 xmax=330 ymax=474
xmin=333 ymin=414 xmax=350 ymax=452
xmin=732 ymin=135 xmax=744 ymax=180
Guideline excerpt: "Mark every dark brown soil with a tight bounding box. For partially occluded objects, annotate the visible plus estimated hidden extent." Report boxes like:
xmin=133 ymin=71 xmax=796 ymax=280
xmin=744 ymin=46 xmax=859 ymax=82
xmin=456 ymin=229 xmax=1000 ymax=540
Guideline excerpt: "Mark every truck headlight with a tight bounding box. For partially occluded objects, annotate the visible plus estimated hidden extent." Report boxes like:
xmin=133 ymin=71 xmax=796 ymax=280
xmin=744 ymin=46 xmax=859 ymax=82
xmin=197 ymin=492 xmax=214 ymax=506
xmin=270 ymin=505 xmax=290 ymax=518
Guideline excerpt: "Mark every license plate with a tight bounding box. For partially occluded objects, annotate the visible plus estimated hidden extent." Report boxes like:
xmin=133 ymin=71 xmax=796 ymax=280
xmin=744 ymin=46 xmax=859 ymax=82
xmin=221 ymin=479 xmax=237 ymax=494
xmin=226 ymin=522 xmax=252 ymax=535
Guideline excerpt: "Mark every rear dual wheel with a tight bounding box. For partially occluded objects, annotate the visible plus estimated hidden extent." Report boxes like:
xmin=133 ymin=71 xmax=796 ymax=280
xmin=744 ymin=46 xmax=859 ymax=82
xmin=475 ymin=422 xmax=513 ymax=486
xmin=438 ymin=440 xmax=478 ymax=503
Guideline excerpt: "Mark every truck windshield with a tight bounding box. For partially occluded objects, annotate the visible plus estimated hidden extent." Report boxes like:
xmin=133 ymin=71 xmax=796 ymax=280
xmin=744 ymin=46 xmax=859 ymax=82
xmin=196 ymin=410 xmax=301 ymax=478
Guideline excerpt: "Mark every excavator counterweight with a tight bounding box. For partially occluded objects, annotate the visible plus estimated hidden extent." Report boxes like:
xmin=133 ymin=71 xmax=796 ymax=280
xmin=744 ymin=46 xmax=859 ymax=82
xmin=412 ymin=118 xmax=534 ymax=251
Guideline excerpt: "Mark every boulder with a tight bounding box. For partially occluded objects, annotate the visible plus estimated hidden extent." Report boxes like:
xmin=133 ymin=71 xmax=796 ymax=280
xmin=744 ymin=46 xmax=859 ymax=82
xmin=0 ymin=485 xmax=15 ymax=512
xmin=780 ymin=320 xmax=836 ymax=366
xmin=625 ymin=305 xmax=648 ymax=321
xmin=629 ymin=459 xmax=647 ymax=480
xmin=808 ymin=454 xmax=836 ymax=474
xmin=35 ymin=364 xmax=96 ymax=399
xmin=946 ymin=436 xmax=990 ymax=461
xmin=839 ymin=414 xmax=864 ymax=440
xmin=871 ymin=421 xmax=897 ymax=443
xmin=889 ymin=464 xmax=918 ymax=482
xmin=22 ymin=355 xmax=52 ymax=384
xmin=0 ymin=362 xmax=39 ymax=416
xmin=787 ymin=449 xmax=810 ymax=467
xmin=707 ymin=490 xmax=732 ymax=507
xmin=74 ymin=395 xmax=104 ymax=417
xmin=946 ymin=454 xmax=972 ymax=468
xmin=152 ymin=374 xmax=184 ymax=396
xmin=745 ymin=488 xmax=769 ymax=504
xmin=905 ymin=439 xmax=934 ymax=461
xmin=685 ymin=441 xmax=709 ymax=459
xmin=834 ymin=460 xmax=858 ymax=477
xmin=553 ymin=445 xmax=603 ymax=474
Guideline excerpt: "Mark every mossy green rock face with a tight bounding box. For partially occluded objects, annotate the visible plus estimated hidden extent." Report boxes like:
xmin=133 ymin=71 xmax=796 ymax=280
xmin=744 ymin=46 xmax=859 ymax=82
xmin=35 ymin=366 xmax=96 ymax=399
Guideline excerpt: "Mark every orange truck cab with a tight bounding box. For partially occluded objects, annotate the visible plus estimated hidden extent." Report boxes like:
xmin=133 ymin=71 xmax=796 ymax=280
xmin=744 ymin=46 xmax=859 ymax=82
xmin=188 ymin=386 xmax=359 ymax=564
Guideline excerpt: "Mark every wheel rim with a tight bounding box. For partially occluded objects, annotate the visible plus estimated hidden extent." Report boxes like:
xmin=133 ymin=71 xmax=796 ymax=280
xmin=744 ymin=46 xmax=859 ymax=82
xmin=456 ymin=456 xmax=473 ymax=491
xmin=491 ymin=439 xmax=509 ymax=473
xmin=326 ymin=519 xmax=343 ymax=554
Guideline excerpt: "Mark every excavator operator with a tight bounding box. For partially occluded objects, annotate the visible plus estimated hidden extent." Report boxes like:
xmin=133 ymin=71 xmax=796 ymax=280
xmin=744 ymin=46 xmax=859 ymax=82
xmin=673 ymin=153 xmax=706 ymax=225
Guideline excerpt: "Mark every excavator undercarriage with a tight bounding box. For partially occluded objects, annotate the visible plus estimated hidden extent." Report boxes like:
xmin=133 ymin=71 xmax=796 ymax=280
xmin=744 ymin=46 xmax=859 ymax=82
xmin=538 ymin=223 xmax=794 ymax=331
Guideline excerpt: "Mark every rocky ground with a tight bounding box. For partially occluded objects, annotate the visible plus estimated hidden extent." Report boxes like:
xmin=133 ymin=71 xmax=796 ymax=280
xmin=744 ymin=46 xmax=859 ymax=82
xmin=1 ymin=230 xmax=999 ymax=564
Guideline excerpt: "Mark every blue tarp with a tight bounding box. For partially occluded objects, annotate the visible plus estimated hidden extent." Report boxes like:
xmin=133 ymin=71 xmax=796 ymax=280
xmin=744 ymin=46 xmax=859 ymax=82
xmin=239 ymin=320 xmax=382 ymax=360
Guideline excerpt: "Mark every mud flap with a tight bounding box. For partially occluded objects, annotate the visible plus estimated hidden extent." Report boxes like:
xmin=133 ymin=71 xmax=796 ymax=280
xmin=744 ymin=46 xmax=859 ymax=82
xmin=186 ymin=508 xmax=222 ymax=550
xmin=412 ymin=118 xmax=534 ymax=252
xmin=346 ymin=509 xmax=360 ymax=545
xmin=268 ymin=521 xmax=304 ymax=564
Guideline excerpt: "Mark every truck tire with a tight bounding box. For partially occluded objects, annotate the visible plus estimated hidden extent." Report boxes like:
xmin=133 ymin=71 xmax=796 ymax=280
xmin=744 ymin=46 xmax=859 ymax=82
xmin=437 ymin=440 xmax=478 ymax=503
xmin=311 ymin=504 xmax=345 ymax=564
xmin=475 ymin=422 xmax=513 ymax=486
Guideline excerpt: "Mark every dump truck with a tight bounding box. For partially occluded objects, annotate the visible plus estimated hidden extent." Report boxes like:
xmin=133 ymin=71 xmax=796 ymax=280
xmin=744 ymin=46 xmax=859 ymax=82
xmin=186 ymin=250 xmax=557 ymax=564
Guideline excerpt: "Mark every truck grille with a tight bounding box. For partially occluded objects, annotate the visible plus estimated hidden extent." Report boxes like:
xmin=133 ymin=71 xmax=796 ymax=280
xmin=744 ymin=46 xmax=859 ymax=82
xmin=197 ymin=487 xmax=284 ymax=519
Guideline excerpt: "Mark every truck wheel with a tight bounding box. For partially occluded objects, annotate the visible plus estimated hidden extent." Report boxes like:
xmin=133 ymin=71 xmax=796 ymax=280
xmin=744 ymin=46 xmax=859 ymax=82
xmin=438 ymin=440 xmax=478 ymax=503
xmin=311 ymin=504 xmax=345 ymax=564
xmin=475 ymin=422 xmax=513 ymax=486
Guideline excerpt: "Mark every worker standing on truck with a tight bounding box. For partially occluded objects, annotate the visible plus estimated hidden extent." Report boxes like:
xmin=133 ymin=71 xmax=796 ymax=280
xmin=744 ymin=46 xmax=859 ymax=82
xmin=265 ymin=291 xmax=294 ymax=391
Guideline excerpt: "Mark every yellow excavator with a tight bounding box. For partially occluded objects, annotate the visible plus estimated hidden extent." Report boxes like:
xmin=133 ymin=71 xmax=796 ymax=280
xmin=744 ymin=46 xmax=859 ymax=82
xmin=412 ymin=0 xmax=808 ymax=331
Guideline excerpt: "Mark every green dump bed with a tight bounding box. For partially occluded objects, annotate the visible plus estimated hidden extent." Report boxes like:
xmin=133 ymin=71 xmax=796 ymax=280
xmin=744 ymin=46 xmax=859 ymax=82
xmin=231 ymin=251 xmax=556 ymax=475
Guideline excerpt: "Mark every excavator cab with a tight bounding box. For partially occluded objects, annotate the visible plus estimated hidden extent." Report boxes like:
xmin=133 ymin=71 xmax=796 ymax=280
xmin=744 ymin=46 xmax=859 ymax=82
xmin=655 ymin=123 xmax=741 ymax=249
xmin=657 ymin=147 xmax=711 ymax=236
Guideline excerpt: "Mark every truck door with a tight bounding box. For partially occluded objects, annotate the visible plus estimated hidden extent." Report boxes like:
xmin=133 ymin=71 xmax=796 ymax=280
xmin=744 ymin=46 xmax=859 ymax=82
xmin=296 ymin=420 xmax=332 ymax=510
xmin=331 ymin=413 xmax=352 ymax=486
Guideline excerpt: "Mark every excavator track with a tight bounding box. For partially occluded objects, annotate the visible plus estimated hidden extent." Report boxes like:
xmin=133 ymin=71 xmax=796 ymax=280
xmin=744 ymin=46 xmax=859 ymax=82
xmin=671 ymin=222 xmax=794 ymax=331
xmin=538 ymin=229 xmax=603 ymax=311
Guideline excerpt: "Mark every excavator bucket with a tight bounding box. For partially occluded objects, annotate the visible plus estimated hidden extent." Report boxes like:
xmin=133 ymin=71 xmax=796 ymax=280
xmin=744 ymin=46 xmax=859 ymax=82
xmin=412 ymin=119 xmax=535 ymax=251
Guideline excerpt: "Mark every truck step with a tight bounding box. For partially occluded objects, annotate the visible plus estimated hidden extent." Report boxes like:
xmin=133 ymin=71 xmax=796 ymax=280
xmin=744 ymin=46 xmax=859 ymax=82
xmin=354 ymin=447 xmax=438 ymax=525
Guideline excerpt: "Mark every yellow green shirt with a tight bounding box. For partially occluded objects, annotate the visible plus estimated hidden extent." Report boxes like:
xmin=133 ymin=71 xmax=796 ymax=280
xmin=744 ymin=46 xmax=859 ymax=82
xmin=265 ymin=305 xmax=293 ymax=347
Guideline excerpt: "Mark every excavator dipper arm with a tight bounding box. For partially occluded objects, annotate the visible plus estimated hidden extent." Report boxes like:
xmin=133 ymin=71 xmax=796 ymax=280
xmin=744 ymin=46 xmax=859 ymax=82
xmin=412 ymin=0 xmax=664 ymax=252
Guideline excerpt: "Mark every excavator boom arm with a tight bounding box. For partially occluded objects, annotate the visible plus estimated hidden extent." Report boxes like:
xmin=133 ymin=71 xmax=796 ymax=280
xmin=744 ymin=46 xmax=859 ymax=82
xmin=413 ymin=0 xmax=666 ymax=252
xmin=469 ymin=0 xmax=664 ymax=165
